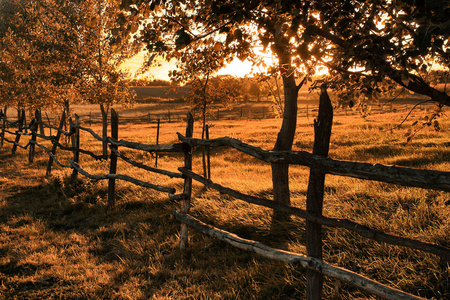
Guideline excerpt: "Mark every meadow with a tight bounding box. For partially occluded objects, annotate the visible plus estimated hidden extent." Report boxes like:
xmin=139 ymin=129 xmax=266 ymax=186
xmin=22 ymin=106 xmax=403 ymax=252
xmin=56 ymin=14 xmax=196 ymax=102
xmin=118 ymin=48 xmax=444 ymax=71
xmin=0 ymin=101 xmax=449 ymax=299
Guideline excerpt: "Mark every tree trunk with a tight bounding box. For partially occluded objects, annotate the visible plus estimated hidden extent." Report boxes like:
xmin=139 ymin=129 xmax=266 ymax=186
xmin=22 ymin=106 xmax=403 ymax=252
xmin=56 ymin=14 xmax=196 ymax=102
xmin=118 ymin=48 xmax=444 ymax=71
xmin=271 ymin=58 xmax=299 ymax=218
xmin=100 ymin=103 xmax=109 ymax=159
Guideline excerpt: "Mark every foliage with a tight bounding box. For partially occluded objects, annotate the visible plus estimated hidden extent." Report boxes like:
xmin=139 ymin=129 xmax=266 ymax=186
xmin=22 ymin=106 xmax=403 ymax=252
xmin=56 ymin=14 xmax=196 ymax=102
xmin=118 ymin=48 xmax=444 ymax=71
xmin=188 ymin=75 xmax=241 ymax=121
xmin=77 ymin=0 xmax=138 ymax=110
xmin=129 ymin=77 xmax=175 ymax=87
xmin=0 ymin=0 xmax=84 ymax=112
xmin=0 ymin=0 xmax=139 ymax=122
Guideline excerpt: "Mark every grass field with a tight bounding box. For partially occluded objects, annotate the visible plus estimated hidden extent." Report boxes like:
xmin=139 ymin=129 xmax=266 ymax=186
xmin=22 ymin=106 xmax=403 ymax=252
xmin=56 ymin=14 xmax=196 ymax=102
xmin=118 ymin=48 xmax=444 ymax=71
xmin=0 ymin=103 xmax=449 ymax=299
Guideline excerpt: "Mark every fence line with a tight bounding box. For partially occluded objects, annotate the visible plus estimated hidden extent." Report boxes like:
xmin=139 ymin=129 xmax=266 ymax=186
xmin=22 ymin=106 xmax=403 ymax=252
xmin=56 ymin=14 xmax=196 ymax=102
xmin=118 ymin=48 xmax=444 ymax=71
xmin=172 ymin=210 xmax=422 ymax=300
xmin=0 ymin=105 xmax=448 ymax=300
xmin=177 ymin=167 xmax=450 ymax=261
xmin=0 ymin=108 xmax=188 ymax=210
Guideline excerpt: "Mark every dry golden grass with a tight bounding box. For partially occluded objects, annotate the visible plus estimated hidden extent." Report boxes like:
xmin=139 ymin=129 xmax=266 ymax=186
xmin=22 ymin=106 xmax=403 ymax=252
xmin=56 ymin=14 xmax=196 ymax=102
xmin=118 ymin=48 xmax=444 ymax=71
xmin=0 ymin=104 xmax=449 ymax=299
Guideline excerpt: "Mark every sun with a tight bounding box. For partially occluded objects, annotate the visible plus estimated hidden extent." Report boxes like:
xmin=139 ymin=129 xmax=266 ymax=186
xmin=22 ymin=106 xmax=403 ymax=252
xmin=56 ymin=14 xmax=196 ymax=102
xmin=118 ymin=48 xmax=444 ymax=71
xmin=217 ymin=58 xmax=254 ymax=77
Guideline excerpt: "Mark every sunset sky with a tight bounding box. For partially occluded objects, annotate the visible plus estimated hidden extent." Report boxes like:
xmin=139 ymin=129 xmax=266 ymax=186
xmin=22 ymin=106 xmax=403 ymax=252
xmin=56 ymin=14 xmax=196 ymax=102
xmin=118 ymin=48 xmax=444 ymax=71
xmin=121 ymin=51 xmax=255 ymax=81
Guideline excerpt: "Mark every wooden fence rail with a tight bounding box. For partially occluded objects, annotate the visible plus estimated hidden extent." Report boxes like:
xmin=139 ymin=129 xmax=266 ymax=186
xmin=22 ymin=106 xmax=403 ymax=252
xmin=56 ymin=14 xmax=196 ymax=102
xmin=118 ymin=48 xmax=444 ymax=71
xmin=177 ymin=135 xmax=450 ymax=192
xmin=0 ymin=105 xmax=448 ymax=300
xmin=173 ymin=210 xmax=423 ymax=300
xmin=0 ymin=108 xmax=189 ymax=210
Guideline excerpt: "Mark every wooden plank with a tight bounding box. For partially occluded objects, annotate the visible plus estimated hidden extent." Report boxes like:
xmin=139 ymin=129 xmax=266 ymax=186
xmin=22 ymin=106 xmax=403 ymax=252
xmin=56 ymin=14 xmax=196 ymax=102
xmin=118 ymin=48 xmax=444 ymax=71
xmin=173 ymin=211 xmax=424 ymax=300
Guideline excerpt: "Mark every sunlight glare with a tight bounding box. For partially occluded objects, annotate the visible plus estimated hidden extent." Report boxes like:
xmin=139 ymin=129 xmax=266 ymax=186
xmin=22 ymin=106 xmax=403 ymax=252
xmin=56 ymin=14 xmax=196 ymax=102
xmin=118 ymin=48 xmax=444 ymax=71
xmin=217 ymin=58 xmax=254 ymax=77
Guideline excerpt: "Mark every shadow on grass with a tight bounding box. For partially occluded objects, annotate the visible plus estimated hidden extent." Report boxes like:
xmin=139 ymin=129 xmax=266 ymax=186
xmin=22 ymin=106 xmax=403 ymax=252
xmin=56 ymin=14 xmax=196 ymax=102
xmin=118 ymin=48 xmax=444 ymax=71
xmin=0 ymin=174 xmax=311 ymax=299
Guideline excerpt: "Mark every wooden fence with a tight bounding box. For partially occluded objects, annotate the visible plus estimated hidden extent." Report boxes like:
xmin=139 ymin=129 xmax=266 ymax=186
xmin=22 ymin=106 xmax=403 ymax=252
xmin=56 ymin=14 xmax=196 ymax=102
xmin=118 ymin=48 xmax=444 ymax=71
xmin=0 ymin=103 xmax=449 ymax=300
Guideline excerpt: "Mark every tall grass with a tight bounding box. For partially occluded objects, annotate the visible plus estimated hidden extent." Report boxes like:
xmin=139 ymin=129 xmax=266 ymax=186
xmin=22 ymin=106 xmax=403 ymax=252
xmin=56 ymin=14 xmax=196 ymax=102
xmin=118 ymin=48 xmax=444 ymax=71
xmin=0 ymin=108 xmax=448 ymax=299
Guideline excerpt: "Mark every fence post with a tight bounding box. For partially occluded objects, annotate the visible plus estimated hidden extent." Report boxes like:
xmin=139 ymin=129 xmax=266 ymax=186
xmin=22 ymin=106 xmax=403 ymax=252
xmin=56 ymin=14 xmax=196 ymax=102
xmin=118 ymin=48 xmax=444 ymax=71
xmin=70 ymin=114 xmax=80 ymax=181
xmin=202 ymin=125 xmax=207 ymax=178
xmin=44 ymin=111 xmax=52 ymax=136
xmin=0 ymin=106 xmax=6 ymax=148
xmin=28 ymin=110 xmax=40 ymax=164
xmin=180 ymin=112 xmax=194 ymax=249
xmin=37 ymin=109 xmax=44 ymax=135
xmin=23 ymin=112 xmax=28 ymax=134
xmin=206 ymin=124 xmax=211 ymax=179
xmin=46 ymin=110 xmax=66 ymax=176
xmin=155 ymin=118 xmax=160 ymax=168
xmin=107 ymin=109 xmax=119 ymax=210
xmin=11 ymin=109 xmax=25 ymax=154
xmin=306 ymin=85 xmax=333 ymax=300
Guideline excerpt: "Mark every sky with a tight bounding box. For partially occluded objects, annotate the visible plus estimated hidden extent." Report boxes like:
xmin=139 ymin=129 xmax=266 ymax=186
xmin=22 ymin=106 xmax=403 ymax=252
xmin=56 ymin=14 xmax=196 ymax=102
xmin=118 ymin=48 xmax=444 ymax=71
xmin=121 ymin=51 xmax=255 ymax=81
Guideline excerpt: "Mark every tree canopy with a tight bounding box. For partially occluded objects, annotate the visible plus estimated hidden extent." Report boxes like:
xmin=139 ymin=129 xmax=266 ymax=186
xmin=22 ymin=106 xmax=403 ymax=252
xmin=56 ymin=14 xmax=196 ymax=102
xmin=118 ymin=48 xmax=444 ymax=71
xmin=0 ymin=0 xmax=84 ymax=112
xmin=0 ymin=0 xmax=138 ymax=119
xmin=118 ymin=0 xmax=449 ymax=105
xmin=116 ymin=0 xmax=449 ymax=213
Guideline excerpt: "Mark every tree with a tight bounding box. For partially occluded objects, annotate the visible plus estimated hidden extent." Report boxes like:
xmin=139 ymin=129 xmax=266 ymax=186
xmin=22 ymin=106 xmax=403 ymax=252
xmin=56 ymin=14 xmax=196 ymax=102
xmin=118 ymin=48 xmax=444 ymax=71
xmin=117 ymin=0 xmax=309 ymax=216
xmin=72 ymin=0 xmax=139 ymax=157
xmin=117 ymin=0 xmax=449 ymax=214
xmin=248 ymin=81 xmax=261 ymax=101
xmin=0 ymin=0 xmax=83 ymax=116
xmin=1 ymin=0 xmax=138 ymax=151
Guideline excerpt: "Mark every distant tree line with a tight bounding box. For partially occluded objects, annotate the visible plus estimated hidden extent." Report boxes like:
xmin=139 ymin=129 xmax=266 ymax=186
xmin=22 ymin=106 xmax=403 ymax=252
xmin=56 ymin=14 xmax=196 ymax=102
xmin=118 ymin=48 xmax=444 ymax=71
xmin=129 ymin=77 xmax=177 ymax=87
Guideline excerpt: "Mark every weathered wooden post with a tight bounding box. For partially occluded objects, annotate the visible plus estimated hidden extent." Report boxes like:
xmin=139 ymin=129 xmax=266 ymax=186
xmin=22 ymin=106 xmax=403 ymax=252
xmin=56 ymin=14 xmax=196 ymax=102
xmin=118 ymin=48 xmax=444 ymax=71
xmin=0 ymin=107 xmax=6 ymax=148
xmin=44 ymin=111 xmax=52 ymax=136
xmin=206 ymin=124 xmax=211 ymax=179
xmin=305 ymin=85 xmax=333 ymax=300
xmin=37 ymin=109 xmax=44 ymax=135
xmin=28 ymin=110 xmax=40 ymax=164
xmin=23 ymin=112 xmax=28 ymax=134
xmin=11 ymin=109 xmax=25 ymax=154
xmin=46 ymin=110 xmax=66 ymax=176
xmin=155 ymin=118 xmax=160 ymax=168
xmin=180 ymin=112 xmax=194 ymax=249
xmin=107 ymin=109 xmax=119 ymax=210
xmin=70 ymin=114 xmax=80 ymax=181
